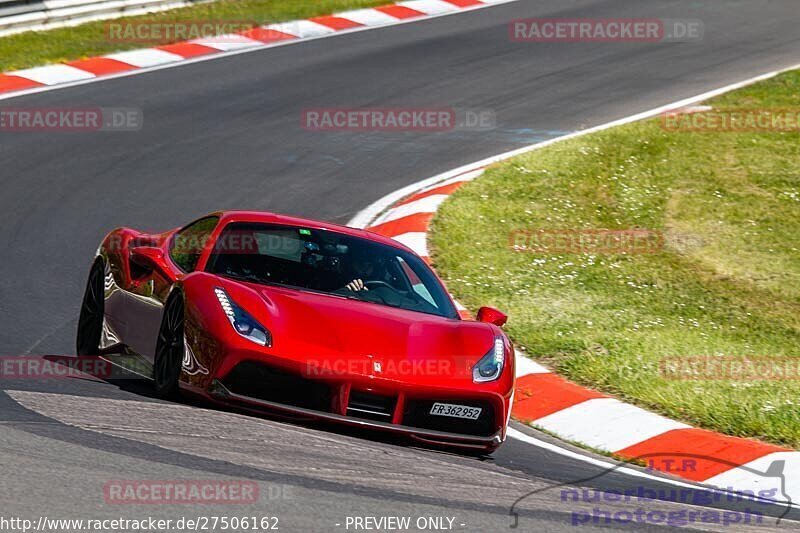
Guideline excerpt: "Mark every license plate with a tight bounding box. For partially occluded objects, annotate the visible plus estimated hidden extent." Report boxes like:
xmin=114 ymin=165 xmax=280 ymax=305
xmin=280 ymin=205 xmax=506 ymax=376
xmin=429 ymin=402 xmax=482 ymax=420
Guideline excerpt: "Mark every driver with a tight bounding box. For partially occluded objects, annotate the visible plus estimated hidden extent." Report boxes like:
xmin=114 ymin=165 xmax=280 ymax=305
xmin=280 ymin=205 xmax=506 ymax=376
xmin=341 ymin=251 xmax=379 ymax=292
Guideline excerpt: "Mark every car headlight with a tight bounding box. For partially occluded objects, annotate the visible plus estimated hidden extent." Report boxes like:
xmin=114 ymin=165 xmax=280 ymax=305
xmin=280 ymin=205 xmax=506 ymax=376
xmin=473 ymin=337 xmax=505 ymax=383
xmin=214 ymin=287 xmax=271 ymax=347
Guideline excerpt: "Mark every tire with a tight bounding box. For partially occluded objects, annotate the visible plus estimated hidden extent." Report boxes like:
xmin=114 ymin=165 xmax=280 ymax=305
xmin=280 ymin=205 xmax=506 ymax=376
xmin=153 ymin=292 xmax=185 ymax=398
xmin=76 ymin=260 xmax=105 ymax=356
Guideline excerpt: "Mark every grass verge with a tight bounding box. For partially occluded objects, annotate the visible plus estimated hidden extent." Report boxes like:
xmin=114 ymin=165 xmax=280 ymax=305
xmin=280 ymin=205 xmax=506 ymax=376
xmin=0 ymin=0 xmax=387 ymax=72
xmin=430 ymin=70 xmax=800 ymax=448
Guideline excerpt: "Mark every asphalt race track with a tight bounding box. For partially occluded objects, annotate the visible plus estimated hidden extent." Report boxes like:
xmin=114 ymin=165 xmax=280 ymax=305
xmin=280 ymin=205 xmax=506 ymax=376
xmin=2 ymin=0 xmax=800 ymax=530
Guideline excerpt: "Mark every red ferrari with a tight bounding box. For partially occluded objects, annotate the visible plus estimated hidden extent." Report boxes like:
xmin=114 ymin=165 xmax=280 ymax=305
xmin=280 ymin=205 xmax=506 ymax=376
xmin=77 ymin=211 xmax=514 ymax=452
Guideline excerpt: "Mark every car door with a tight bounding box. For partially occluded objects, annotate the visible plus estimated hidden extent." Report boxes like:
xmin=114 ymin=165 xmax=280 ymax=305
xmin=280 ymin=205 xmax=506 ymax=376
xmin=125 ymin=216 xmax=219 ymax=362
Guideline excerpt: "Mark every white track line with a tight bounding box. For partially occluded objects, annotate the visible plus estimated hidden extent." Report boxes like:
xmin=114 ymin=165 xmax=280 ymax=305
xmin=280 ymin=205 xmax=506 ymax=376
xmin=347 ymin=62 xmax=800 ymax=229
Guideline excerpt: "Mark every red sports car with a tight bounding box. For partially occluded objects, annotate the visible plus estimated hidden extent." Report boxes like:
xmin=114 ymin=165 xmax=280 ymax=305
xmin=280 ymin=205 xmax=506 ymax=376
xmin=77 ymin=211 xmax=514 ymax=452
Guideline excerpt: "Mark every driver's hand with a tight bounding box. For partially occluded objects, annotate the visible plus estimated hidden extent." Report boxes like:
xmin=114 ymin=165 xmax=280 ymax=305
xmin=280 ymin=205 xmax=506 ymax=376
xmin=344 ymin=279 xmax=368 ymax=292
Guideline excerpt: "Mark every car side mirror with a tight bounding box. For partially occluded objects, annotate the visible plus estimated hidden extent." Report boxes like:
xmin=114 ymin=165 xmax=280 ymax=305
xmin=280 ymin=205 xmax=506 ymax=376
xmin=477 ymin=306 xmax=507 ymax=327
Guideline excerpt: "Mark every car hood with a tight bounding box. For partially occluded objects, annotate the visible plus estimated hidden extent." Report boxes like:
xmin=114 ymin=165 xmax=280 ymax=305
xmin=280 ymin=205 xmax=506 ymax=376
xmin=237 ymin=283 xmax=497 ymax=382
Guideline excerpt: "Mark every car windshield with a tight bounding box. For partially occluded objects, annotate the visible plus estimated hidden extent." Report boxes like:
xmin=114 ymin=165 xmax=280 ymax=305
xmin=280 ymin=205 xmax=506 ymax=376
xmin=205 ymin=222 xmax=459 ymax=319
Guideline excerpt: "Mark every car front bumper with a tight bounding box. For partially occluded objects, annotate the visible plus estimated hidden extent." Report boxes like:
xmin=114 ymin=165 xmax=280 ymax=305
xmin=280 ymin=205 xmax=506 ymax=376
xmin=205 ymin=378 xmax=504 ymax=451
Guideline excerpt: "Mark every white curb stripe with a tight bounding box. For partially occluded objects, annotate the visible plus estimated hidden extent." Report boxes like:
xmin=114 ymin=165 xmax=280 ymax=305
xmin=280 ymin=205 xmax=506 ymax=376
xmin=105 ymin=48 xmax=184 ymax=68
xmin=533 ymin=398 xmax=691 ymax=453
xmin=398 ymin=0 xmax=460 ymax=15
xmin=335 ymin=8 xmax=399 ymax=26
xmin=265 ymin=20 xmax=336 ymax=38
xmin=9 ymin=64 xmax=95 ymax=85
xmin=191 ymin=34 xmax=262 ymax=51
xmin=515 ymin=351 xmax=551 ymax=375
xmin=390 ymin=232 xmax=429 ymax=256
xmin=373 ymin=194 xmax=449 ymax=225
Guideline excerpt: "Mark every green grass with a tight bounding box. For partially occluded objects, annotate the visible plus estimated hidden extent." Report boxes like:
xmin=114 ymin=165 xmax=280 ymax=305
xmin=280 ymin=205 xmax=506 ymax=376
xmin=0 ymin=0 xmax=387 ymax=72
xmin=430 ymin=70 xmax=800 ymax=449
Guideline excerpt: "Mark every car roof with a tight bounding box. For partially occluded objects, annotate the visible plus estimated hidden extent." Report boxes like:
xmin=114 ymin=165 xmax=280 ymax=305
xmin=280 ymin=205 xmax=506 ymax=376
xmin=209 ymin=210 xmax=416 ymax=255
